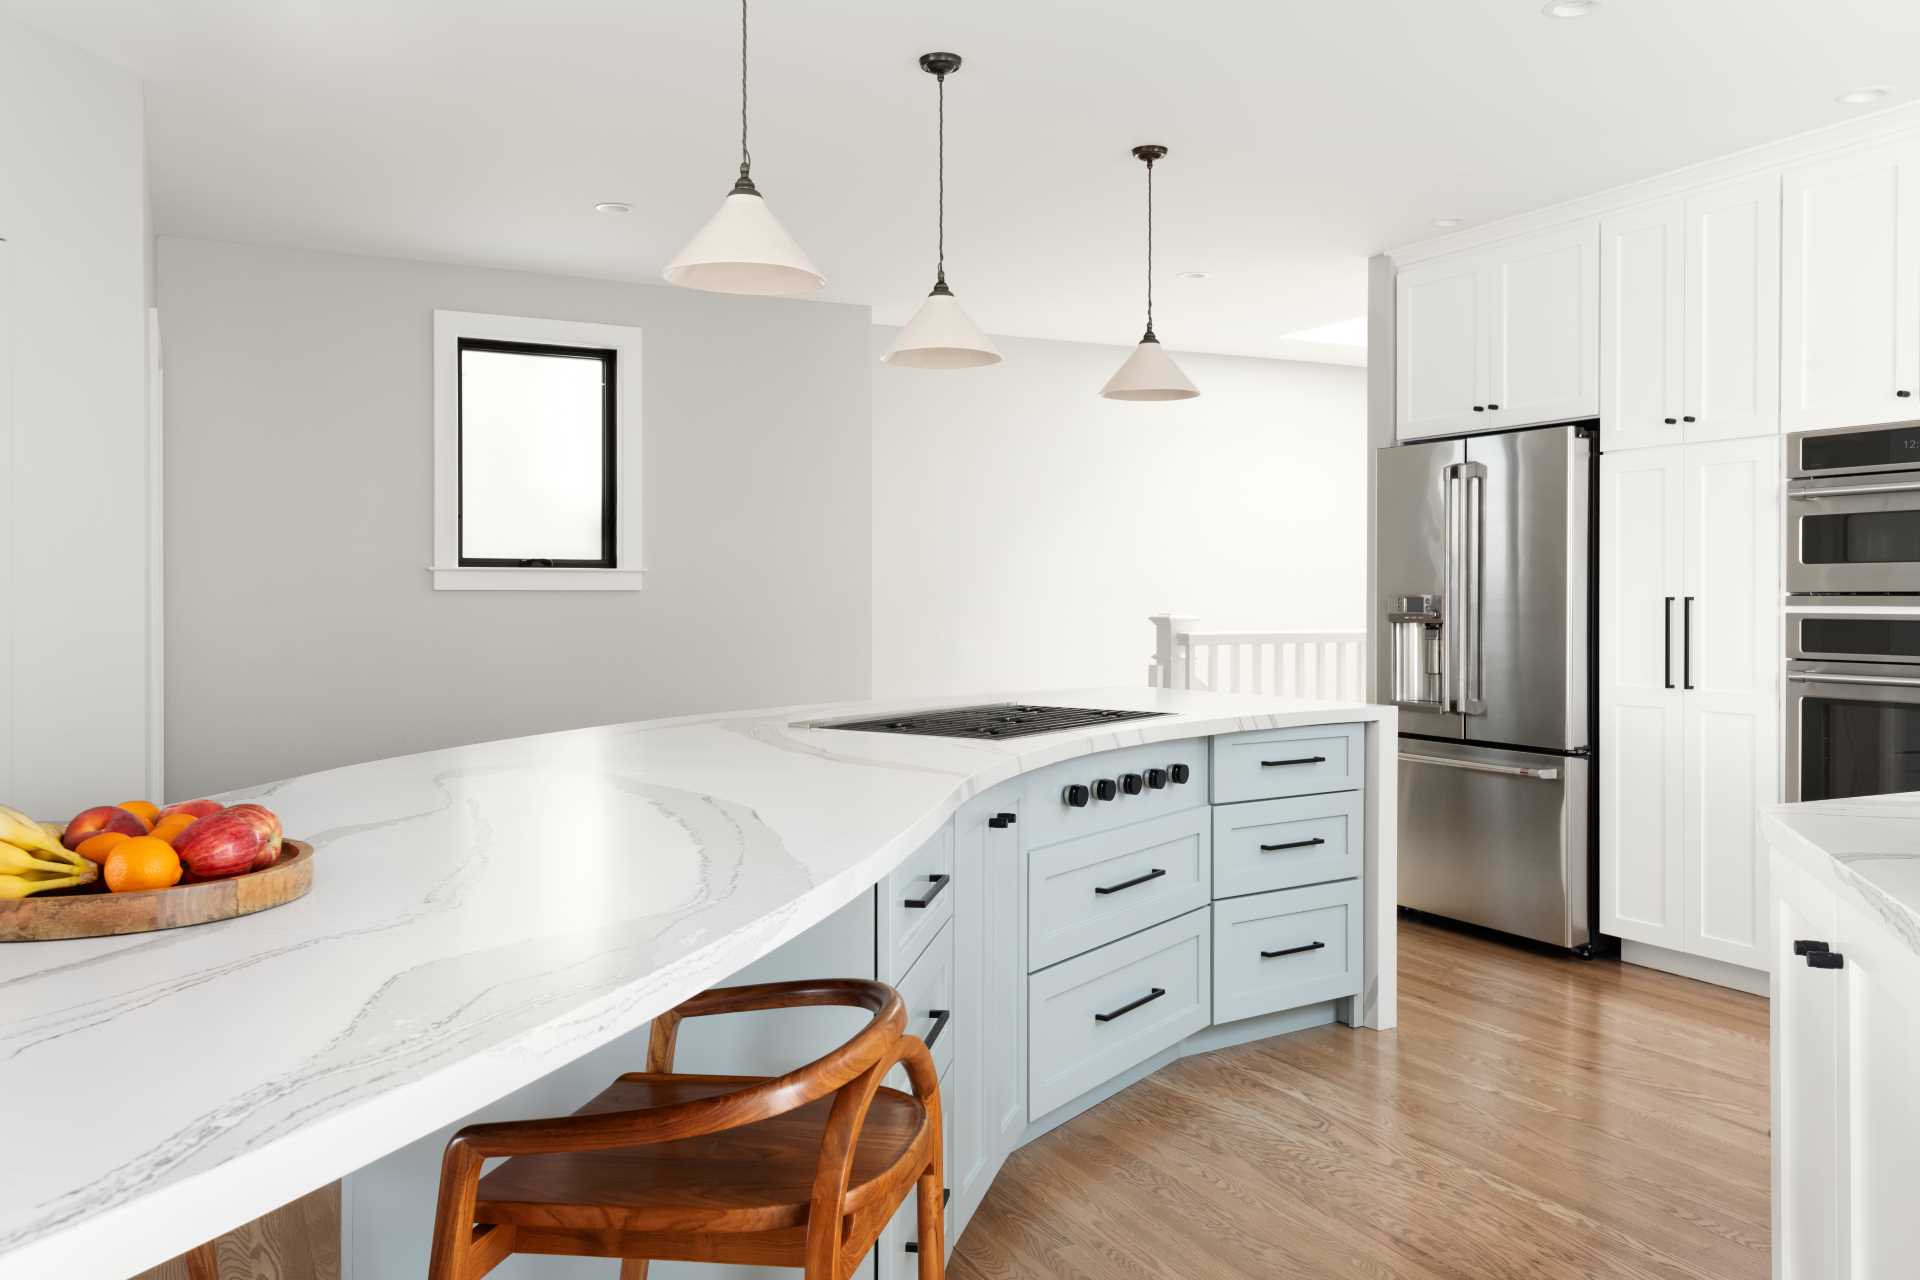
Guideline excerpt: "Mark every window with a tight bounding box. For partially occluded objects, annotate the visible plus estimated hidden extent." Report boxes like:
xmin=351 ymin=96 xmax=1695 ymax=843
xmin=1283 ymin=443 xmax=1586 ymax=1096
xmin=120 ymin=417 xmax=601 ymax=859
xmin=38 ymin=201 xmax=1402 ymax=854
xmin=432 ymin=312 xmax=642 ymax=590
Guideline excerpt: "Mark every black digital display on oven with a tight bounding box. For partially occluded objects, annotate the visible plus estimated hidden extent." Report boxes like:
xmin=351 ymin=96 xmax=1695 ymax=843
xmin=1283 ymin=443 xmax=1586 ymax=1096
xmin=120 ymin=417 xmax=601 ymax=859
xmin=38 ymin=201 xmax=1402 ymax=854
xmin=1802 ymin=425 xmax=1920 ymax=472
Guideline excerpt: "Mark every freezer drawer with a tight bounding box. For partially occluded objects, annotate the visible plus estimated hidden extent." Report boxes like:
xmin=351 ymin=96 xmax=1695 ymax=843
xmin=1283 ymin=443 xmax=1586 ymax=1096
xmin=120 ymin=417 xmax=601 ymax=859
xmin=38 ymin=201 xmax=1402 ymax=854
xmin=1397 ymin=741 xmax=1590 ymax=950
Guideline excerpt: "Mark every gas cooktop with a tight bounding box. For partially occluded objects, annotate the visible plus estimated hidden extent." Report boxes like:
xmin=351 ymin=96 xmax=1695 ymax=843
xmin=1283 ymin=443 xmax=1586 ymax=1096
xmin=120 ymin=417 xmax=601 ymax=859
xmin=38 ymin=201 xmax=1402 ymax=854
xmin=813 ymin=703 xmax=1171 ymax=741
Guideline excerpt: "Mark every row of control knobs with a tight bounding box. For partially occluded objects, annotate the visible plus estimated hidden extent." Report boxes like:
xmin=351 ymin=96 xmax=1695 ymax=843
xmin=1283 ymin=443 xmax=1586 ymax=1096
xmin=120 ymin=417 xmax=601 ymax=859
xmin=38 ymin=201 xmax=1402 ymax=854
xmin=1062 ymin=763 xmax=1190 ymax=807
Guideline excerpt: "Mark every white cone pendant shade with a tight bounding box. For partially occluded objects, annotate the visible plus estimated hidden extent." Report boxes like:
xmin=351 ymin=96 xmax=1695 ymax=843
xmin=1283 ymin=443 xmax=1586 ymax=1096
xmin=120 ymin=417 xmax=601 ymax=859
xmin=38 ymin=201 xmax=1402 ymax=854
xmin=663 ymin=183 xmax=825 ymax=296
xmin=884 ymin=285 xmax=1002 ymax=368
xmin=1101 ymin=332 xmax=1199 ymax=401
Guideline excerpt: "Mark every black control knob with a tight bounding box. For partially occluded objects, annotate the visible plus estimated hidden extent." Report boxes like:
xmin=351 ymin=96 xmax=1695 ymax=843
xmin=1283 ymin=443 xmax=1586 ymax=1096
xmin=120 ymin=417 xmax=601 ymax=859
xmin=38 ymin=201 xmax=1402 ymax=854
xmin=1146 ymin=767 xmax=1168 ymax=789
xmin=1093 ymin=778 xmax=1118 ymax=802
xmin=1121 ymin=772 xmax=1144 ymax=795
xmin=1169 ymin=763 xmax=1191 ymax=785
xmin=1062 ymin=783 xmax=1090 ymax=808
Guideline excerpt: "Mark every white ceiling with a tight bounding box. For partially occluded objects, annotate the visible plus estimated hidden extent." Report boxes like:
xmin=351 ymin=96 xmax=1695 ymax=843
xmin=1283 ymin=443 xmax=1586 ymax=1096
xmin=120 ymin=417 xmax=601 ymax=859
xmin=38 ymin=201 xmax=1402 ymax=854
xmin=7 ymin=0 xmax=1918 ymax=360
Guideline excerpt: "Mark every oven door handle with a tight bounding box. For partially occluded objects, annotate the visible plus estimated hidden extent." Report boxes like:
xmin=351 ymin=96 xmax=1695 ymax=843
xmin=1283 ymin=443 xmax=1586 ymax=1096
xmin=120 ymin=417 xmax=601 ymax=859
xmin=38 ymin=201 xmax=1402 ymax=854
xmin=1788 ymin=479 xmax=1920 ymax=499
xmin=1787 ymin=672 xmax=1920 ymax=688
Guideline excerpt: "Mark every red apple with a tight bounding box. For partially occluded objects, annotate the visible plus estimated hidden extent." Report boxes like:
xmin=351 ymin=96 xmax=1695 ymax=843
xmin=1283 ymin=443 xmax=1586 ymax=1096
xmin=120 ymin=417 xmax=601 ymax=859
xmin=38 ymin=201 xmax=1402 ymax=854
xmin=226 ymin=803 xmax=283 ymax=870
xmin=63 ymin=805 xmax=149 ymax=850
xmin=173 ymin=812 xmax=264 ymax=880
xmin=157 ymin=798 xmax=224 ymax=822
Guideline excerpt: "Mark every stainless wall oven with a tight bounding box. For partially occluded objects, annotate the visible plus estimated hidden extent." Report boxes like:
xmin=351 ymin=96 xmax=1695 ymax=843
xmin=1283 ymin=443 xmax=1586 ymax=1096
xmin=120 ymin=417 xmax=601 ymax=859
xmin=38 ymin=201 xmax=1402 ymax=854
xmin=1786 ymin=603 xmax=1920 ymax=801
xmin=1787 ymin=423 xmax=1920 ymax=595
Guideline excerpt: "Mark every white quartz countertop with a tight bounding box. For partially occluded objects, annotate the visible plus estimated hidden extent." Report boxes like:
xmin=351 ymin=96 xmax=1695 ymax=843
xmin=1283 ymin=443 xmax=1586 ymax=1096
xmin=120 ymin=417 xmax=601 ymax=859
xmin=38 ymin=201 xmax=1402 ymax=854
xmin=1762 ymin=791 xmax=1920 ymax=956
xmin=0 ymin=687 xmax=1388 ymax=1279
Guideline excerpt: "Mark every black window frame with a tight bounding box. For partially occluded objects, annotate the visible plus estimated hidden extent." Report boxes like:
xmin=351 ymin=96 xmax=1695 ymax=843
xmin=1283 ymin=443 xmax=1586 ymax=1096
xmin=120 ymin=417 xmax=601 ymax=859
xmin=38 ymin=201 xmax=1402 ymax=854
xmin=456 ymin=336 xmax=617 ymax=569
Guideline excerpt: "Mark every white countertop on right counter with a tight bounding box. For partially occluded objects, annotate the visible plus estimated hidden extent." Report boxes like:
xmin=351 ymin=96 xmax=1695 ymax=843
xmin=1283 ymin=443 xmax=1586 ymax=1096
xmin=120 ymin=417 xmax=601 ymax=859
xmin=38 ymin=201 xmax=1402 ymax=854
xmin=1761 ymin=792 xmax=1920 ymax=959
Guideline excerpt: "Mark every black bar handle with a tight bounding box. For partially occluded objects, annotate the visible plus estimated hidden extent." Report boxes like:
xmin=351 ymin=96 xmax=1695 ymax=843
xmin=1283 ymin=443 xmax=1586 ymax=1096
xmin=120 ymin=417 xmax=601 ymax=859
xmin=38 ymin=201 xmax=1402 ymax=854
xmin=1664 ymin=596 xmax=1675 ymax=689
xmin=904 ymin=873 xmax=950 ymax=909
xmin=1094 ymin=867 xmax=1167 ymax=896
xmin=1094 ymin=987 xmax=1166 ymax=1023
xmin=902 ymin=1189 xmax=953 ymax=1252
xmin=988 ymin=813 xmax=1009 ymax=828
xmin=922 ymin=1007 xmax=951 ymax=1051
xmin=1807 ymin=950 xmax=1846 ymax=970
xmin=998 ymin=811 xmax=1016 ymax=825
xmin=1259 ymin=836 xmax=1327 ymax=852
xmin=1683 ymin=596 xmax=1694 ymax=690
xmin=1262 ymin=940 xmax=1327 ymax=959
xmin=1793 ymin=939 xmax=1829 ymax=956
xmin=1259 ymin=755 xmax=1327 ymax=768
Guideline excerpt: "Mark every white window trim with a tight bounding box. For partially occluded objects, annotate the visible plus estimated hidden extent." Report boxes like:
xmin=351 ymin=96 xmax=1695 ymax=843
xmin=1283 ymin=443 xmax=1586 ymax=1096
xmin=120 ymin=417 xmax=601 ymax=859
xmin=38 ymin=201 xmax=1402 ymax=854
xmin=430 ymin=310 xmax=644 ymax=591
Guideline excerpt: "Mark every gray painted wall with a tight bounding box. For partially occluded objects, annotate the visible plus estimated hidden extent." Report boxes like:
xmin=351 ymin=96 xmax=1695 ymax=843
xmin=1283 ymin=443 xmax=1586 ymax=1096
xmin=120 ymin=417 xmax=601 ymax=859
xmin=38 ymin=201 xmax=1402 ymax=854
xmin=158 ymin=237 xmax=873 ymax=798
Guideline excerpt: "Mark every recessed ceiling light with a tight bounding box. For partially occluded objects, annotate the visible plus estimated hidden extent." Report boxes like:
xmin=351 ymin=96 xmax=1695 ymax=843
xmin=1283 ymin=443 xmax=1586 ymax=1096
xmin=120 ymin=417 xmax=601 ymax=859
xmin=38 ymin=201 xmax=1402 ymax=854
xmin=1838 ymin=86 xmax=1893 ymax=106
xmin=593 ymin=201 xmax=633 ymax=214
xmin=1540 ymin=0 xmax=1599 ymax=16
xmin=1432 ymin=217 xmax=1464 ymax=229
xmin=1176 ymin=271 xmax=1212 ymax=280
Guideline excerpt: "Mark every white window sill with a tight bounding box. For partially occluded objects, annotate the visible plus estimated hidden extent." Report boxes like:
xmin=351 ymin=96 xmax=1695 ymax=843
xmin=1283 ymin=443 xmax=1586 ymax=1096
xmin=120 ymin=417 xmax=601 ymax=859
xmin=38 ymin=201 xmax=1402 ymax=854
xmin=428 ymin=566 xmax=647 ymax=592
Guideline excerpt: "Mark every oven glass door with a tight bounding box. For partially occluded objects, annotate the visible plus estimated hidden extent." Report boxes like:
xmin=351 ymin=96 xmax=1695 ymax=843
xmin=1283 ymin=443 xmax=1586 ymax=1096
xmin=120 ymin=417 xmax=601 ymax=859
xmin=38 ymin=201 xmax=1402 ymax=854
xmin=1788 ymin=481 xmax=1920 ymax=594
xmin=1790 ymin=666 xmax=1920 ymax=801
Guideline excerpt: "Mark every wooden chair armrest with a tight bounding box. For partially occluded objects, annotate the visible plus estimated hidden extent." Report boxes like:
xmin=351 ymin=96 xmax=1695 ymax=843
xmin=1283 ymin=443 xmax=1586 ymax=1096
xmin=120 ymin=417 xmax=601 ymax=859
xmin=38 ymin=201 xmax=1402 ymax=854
xmin=648 ymin=978 xmax=905 ymax=1072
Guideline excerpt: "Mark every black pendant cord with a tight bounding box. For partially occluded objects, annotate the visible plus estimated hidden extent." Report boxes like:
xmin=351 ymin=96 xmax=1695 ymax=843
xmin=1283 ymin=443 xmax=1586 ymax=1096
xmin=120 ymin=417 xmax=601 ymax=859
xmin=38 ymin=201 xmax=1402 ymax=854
xmin=935 ymin=69 xmax=946 ymax=291
xmin=1143 ymin=156 xmax=1155 ymax=341
xmin=734 ymin=0 xmax=754 ymax=191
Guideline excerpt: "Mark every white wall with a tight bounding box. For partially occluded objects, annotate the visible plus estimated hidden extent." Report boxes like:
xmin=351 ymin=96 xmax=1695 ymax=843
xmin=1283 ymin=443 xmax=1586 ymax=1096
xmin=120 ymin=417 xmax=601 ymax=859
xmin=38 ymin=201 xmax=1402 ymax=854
xmin=158 ymin=238 xmax=873 ymax=799
xmin=871 ymin=330 xmax=1367 ymax=698
xmin=0 ymin=15 xmax=152 ymax=817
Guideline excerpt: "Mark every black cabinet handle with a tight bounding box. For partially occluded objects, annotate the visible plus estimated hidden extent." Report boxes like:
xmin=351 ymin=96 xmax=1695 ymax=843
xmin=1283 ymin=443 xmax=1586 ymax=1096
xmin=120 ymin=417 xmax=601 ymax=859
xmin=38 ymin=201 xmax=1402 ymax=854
xmin=922 ymin=1007 xmax=951 ymax=1050
xmin=988 ymin=810 xmax=1017 ymax=828
xmin=1663 ymin=417 xmax=1677 ymax=425
xmin=1682 ymin=415 xmax=1696 ymax=422
xmin=1260 ymin=836 xmax=1326 ymax=852
xmin=1260 ymin=755 xmax=1326 ymax=768
xmin=1664 ymin=596 xmax=1675 ymax=689
xmin=1473 ymin=405 xmax=1486 ymax=412
xmin=1807 ymin=950 xmax=1846 ymax=969
xmin=904 ymin=873 xmax=950 ymax=909
xmin=1487 ymin=402 xmax=1500 ymax=410
xmin=1094 ymin=987 xmax=1166 ymax=1023
xmin=1793 ymin=939 xmax=1830 ymax=956
xmin=1262 ymin=940 xmax=1326 ymax=959
xmin=1682 ymin=596 xmax=1694 ymax=690
xmin=1094 ymin=867 xmax=1167 ymax=896
xmin=1900 ymin=390 xmax=1913 ymax=398
xmin=903 ymin=1190 xmax=953 ymax=1252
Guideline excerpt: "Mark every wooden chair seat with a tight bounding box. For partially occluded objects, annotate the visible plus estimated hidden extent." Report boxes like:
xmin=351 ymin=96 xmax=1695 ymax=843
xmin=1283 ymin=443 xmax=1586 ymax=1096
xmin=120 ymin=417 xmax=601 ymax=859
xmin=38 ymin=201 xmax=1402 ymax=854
xmin=474 ymin=1072 xmax=931 ymax=1234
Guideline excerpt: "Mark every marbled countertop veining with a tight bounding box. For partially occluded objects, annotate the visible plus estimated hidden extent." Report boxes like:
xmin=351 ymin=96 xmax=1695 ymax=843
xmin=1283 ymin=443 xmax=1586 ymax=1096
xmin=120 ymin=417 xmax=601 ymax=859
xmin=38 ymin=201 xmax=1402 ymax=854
xmin=1761 ymin=791 xmax=1920 ymax=958
xmin=0 ymin=687 xmax=1388 ymax=1279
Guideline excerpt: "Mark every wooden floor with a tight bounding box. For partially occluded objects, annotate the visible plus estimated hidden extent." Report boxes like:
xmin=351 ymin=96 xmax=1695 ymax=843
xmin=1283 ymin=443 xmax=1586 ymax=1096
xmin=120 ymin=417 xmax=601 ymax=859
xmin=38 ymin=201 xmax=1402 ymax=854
xmin=950 ymin=919 xmax=1770 ymax=1280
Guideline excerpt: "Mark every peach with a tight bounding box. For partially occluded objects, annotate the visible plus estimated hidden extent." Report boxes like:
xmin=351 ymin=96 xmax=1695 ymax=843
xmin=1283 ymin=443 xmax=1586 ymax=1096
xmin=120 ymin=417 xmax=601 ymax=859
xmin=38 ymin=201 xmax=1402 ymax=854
xmin=225 ymin=803 xmax=283 ymax=870
xmin=63 ymin=805 xmax=149 ymax=850
xmin=157 ymin=798 xmax=224 ymax=823
xmin=173 ymin=812 xmax=264 ymax=880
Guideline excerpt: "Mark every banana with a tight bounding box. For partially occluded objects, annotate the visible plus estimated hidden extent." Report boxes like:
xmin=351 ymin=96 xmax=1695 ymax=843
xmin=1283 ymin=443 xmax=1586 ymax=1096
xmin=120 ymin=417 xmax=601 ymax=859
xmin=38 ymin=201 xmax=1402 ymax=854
xmin=0 ymin=844 xmax=84 ymax=878
xmin=0 ymin=805 xmax=69 ymax=859
xmin=0 ymin=869 xmax=96 ymax=899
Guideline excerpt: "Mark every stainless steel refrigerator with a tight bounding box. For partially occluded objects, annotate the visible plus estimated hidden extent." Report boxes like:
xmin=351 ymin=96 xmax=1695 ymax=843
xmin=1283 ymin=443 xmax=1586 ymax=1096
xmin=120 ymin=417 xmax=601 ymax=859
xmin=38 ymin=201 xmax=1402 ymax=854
xmin=1377 ymin=421 xmax=1597 ymax=954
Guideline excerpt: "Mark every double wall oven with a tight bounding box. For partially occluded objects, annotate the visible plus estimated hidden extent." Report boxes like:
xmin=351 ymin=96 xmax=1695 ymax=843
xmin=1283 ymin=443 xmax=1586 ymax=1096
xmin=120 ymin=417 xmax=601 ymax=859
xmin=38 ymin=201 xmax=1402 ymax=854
xmin=1786 ymin=423 xmax=1920 ymax=801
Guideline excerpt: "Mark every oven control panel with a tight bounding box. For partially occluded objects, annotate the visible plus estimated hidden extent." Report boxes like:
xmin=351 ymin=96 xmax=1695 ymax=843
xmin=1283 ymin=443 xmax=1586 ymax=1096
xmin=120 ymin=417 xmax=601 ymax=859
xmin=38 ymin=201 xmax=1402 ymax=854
xmin=1024 ymin=740 xmax=1208 ymax=844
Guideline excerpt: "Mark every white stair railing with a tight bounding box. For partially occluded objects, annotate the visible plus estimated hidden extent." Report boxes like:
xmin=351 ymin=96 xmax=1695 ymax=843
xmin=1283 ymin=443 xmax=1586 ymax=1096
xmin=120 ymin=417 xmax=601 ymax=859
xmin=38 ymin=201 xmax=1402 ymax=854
xmin=1148 ymin=613 xmax=1367 ymax=701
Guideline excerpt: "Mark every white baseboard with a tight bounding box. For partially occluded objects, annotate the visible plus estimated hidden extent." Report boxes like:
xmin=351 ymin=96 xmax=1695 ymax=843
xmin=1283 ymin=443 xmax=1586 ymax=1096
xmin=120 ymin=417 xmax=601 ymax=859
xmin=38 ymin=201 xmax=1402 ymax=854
xmin=1621 ymin=940 xmax=1769 ymax=997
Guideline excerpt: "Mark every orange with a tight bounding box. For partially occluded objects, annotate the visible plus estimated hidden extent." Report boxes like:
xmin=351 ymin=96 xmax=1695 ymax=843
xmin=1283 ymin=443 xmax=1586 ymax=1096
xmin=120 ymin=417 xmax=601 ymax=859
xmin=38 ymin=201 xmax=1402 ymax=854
xmin=150 ymin=812 xmax=198 ymax=846
xmin=117 ymin=800 xmax=160 ymax=824
xmin=75 ymin=830 xmax=133 ymax=863
xmin=103 ymin=836 xmax=182 ymax=893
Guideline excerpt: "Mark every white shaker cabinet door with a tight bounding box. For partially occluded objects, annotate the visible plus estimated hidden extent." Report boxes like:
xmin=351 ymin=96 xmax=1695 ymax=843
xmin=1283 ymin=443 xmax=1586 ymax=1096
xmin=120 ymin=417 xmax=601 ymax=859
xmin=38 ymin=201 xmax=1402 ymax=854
xmin=1772 ymin=850 xmax=1841 ymax=1280
xmin=1781 ymin=138 xmax=1920 ymax=432
xmin=1485 ymin=220 xmax=1600 ymax=430
xmin=1599 ymin=447 xmax=1686 ymax=949
xmin=1601 ymin=198 xmax=1686 ymax=451
xmin=947 ymin=793 xmax=1021 ymax=1243
xmin=1683 ymin=173 xmax=1781 ymax=443
xmin=1395 ymin=251 xmax=1486 ymax=440
xmin=1834 ymin=893 xmax=1920 ymax=1279
xmin=1679 ymin=436 xmax=1780 ymax=970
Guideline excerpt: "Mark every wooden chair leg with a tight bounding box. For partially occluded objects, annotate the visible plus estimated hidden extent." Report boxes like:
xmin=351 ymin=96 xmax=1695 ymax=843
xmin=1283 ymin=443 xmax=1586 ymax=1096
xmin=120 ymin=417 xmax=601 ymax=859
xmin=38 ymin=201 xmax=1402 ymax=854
xmin=618 ymin=1261 xmax=649 ymax=1280
xmin=183 ymin=1240 xmax=220 ymax=1280
xmin=915 ymin=1168 xmax=945 ymax=1279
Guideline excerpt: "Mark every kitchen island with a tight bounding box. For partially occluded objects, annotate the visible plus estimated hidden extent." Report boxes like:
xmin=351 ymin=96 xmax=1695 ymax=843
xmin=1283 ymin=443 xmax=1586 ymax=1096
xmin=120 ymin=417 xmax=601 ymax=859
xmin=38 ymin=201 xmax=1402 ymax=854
xmin=1762 ymin=794 xmax=1920 ymax=1280
xmin=0 ymin=689 xmax=1396 ymax=1279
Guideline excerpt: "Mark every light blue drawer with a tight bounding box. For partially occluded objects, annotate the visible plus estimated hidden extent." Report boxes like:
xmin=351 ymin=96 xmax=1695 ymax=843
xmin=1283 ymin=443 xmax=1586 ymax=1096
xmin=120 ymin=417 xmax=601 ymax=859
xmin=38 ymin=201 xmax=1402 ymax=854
xmin=1028 ymin=907 xmax=1210 ymax=1119
xmin=1212 ymin=791 xmax=1363 ymax=899
xmin=1212 ymin=880 xmax=1362 ymax=1024
xmin=1028 ymin=807 xmax=1211 ymax=972
xmin=1210 ymin=722 xmax=1363 ymax=805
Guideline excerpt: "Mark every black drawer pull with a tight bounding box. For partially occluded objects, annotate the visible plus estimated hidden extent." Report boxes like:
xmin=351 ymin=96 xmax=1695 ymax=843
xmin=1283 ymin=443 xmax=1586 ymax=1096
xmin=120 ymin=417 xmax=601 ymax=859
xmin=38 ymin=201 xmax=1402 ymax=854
xmin=1259 ymin=836 xmax=1326 ymax=852
xmin=922 ymin=1007 xmax=951 ymax=1050
xmin=1260 ymin=755 xmax=1327 ymax=768
xmin=1262 ymin=940 xmax=1326 ymax=959
xmin=1793 ymin=939 xmax=1829 ymax=956
xmin=1094 ymin=987 xmax=1166 ymax=1023
xmin=1094 ymin=867 xmax=1167 ymax=896
xmin=998 ymin=811 xmax=1016 ymax=825
xmin=904 ymin=873 xmax=950 ymax=909
xmin=1807 ymin=950 xmax=1846 ymax=970
xmin=902 ymin=1189 xmax=953 ymax=1252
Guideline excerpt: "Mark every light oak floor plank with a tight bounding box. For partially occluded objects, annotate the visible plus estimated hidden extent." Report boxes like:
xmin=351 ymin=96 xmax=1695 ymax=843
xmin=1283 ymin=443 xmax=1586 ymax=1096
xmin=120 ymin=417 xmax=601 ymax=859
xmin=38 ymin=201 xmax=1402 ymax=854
xmin=951 ymin=920 xmax=1769 ymax=1280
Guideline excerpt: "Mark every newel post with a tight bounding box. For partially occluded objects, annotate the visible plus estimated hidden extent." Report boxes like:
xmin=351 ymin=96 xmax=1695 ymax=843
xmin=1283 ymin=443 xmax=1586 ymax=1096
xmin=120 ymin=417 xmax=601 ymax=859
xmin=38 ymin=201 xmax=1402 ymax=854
xmin=1149 ymin=614 xmax=1198 ymax=689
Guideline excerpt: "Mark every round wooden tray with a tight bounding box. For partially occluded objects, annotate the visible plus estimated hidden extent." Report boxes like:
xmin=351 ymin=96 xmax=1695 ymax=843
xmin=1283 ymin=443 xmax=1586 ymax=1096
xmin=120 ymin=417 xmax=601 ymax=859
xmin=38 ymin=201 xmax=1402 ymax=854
xmin=0 ymin=839 xmax=314 ymax=942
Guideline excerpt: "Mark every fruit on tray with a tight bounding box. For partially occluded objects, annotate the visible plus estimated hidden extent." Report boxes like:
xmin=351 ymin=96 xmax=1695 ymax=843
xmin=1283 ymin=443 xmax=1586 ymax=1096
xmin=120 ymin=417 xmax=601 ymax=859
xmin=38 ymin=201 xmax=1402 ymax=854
xmin=102 ymin=836 xmax=183 ymax=893
xmin=174 ymin=811 xmax=270 ymax=881
xmin=226 ymin=803 xmax=284 ymax=870
xmin=75 ymin=830 xmax=134 ymax=861
xmin=149 ymin=812 xmax=199 ymax=846
xmin=0 ymin=828 xmax=100 ymax=898
xmin=157 ymin=798 xmax=223 ymax=823
xmin=62 ymin=805 xmax=150 ymax=850
xmin=117 ymin=800 xmax=160 ymax=824
xmin=0 ymin=803 xmax=72 ymax=859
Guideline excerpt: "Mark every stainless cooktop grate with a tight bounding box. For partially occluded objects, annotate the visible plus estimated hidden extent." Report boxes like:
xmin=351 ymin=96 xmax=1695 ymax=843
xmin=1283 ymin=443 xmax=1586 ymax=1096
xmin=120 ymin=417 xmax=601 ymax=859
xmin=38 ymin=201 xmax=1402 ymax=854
xmin=814 ymin=703 xmax=1171 ymax=740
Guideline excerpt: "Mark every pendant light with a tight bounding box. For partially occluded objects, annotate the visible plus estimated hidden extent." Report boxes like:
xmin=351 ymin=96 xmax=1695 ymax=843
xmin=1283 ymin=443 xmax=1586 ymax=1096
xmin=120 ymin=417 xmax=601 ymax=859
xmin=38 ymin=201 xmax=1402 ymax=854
xmin=882 ymin=53 xmax=1002 ymax=369
xmin=663 ymin=0 xmax=824 ymax=296
xmin=1100 ymin=145 xmax=1200 ymax=401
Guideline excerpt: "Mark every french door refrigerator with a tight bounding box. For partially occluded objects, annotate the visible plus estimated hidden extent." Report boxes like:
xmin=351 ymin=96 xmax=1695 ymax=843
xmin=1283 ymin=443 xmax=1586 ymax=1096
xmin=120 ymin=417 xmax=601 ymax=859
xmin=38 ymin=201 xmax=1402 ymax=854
xmin=1378 ymin=421 xmax=1598 ymax=954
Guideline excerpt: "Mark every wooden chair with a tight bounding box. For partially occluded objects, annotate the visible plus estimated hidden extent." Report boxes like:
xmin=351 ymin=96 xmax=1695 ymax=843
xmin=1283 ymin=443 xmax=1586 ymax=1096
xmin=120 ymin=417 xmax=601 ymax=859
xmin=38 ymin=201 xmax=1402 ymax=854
xmin=427 ymin=978 xmax=944 ymax=1280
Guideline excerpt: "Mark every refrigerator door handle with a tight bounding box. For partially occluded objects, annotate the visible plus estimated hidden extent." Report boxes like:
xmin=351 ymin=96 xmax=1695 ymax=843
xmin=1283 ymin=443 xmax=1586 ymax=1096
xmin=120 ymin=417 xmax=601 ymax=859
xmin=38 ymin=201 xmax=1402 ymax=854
xmin=1442 ymin=463 xmax=1460 ymax=713
xmin=1399 ymin=752 xmax=1562 ymax=781
xmin=1459 ymin=461 xmax=1488 ymax=716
